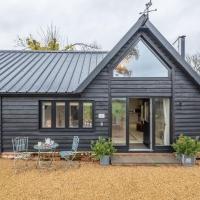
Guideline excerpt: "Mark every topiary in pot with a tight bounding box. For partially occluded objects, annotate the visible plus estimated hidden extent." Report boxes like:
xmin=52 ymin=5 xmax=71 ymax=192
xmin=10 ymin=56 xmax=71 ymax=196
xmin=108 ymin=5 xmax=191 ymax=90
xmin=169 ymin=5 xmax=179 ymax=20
xmin=91 ymin=137 xmax=117 ymax=165
xmin=172 ymin=134 xmax=200 ymax=166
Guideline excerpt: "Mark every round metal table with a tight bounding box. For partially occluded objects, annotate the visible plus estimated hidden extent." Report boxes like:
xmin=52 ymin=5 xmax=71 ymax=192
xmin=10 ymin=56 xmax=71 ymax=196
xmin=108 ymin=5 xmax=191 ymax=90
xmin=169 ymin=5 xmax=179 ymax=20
xmin=34 ymin=143 xmax=59 ymax=168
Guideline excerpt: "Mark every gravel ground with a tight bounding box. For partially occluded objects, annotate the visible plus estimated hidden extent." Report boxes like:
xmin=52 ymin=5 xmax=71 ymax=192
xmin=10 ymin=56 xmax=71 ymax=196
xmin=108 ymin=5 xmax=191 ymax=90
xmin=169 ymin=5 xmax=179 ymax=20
xmin=0 ymin=159 xmax=200 ymax=200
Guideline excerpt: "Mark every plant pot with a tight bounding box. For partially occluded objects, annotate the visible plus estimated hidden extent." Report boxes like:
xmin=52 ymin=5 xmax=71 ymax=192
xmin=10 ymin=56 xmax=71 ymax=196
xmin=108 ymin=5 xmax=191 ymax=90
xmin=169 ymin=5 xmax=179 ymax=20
xmin=175 ymin=153 xmax=182 ymax=161
xmin=181 ymin=154 xmax=196 ymax=166
xmin=100 ymin=155 xmax=110 ymax=166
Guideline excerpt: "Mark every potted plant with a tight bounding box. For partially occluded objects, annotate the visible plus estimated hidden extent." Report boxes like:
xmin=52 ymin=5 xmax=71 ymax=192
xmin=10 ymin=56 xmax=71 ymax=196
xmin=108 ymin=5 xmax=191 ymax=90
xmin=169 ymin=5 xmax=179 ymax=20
xmin=91 ymin=137 xmax=116 ymax=165
xmin=172 ymin=135 xmax=200 ymax=166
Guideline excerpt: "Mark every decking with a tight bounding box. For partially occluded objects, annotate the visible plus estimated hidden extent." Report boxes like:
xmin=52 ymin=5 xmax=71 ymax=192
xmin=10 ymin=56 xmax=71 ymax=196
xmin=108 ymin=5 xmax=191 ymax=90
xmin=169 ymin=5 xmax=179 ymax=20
xmin=111 ymin=153 xmax=180 ymax=165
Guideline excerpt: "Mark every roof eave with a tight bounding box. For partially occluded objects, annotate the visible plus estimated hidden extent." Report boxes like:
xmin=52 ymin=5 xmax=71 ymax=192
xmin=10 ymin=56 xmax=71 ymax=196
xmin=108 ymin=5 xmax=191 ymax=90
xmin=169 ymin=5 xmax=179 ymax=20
xmin=145 ymin=20 xmax=200 ymax=86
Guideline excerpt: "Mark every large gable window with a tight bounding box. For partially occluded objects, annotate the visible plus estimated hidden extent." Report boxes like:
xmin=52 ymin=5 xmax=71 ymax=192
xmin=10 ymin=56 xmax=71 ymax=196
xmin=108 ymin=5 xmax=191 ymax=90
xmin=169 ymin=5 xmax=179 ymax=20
xmin=113 ymin=40 xmax=169 ymax=78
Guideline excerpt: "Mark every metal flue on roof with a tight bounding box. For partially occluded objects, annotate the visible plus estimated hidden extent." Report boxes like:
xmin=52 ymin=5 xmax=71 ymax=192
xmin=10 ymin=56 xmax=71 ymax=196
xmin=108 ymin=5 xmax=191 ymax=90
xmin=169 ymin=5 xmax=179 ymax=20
xmin=0 ymin=51 xmax=107 ymax=93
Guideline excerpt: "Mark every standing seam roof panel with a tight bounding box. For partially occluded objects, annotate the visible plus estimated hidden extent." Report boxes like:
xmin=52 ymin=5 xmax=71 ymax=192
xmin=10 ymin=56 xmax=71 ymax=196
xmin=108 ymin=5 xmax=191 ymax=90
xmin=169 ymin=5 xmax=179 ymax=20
xmin=21 ymin=53 xmax=56 ymax=92
xmin=89 ymin=53 xmax=98 ymax=73
xmin=47 ymin=54 xmax=70 ymax=92
xmin=0 ymin=53 xmax=20 ymax=68
xmin=6 ymin=54 xmax=45 ymax=92
xmin=66 ymin=53 xmax=82 ymax=92
xmin=51 ymin=53 xmax=74 ymax=92
xmin=77 ymin=52 xmax=87 ymax=85
xmin=57 ymin=54 xmax=80 ymax=93
xmin=38 ymin=53 xmax=66 ymax=93
xmin=0 ymin=53 xmax=35 ymax=88
xmin=28 ymin=53 xmax=61 ymax=92
xmin=78 ymin=53 xmax=92 ymax=84
xmin=0 ymin=53 xmax=27 ymax=73
xmin=16 ymin=53 xmax=52 ymax=92
xmin=67 ymin=53 xmax=86 ymax=92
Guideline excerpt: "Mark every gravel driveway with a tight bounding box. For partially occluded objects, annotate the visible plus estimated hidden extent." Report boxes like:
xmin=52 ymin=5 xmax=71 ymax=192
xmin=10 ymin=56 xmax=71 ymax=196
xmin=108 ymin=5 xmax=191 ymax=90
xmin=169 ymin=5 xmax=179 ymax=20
xmin=0 ymin=159 xmax=200 ymax=200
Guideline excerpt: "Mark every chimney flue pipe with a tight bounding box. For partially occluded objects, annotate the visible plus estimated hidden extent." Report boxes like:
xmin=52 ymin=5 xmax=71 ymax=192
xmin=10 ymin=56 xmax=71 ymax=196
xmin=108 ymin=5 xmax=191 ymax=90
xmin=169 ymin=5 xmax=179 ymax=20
xmin=180 ymin=35 xmax=186 ymax=59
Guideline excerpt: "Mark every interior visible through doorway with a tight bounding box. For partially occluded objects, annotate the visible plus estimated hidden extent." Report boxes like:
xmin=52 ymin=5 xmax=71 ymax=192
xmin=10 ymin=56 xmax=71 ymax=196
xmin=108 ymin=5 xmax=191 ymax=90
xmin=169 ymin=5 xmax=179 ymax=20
xmin=129 ymin=98 xmax=150 ymax=150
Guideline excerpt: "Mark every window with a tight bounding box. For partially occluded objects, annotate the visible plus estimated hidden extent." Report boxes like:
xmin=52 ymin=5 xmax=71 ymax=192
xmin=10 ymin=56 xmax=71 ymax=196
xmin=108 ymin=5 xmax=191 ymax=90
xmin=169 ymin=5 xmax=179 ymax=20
xmin=69 ymin=102 xmax=79 ymax=128
xmin=83 ymin=102 xmax=93 ymax=128
xmin=40 ymin=101 xmax=93 ymax=129
xmin=155 ymin=98 xmax=170 ymax=146
xmin=112 ymin=98 xmax=126 ymax=145
xmin=41 ymin=102 xmax=52 ymax=128
xmin=56 ymin=102 xmax=65 ymax=128
xmin=113 ymin=39 xmax=169 ymax=77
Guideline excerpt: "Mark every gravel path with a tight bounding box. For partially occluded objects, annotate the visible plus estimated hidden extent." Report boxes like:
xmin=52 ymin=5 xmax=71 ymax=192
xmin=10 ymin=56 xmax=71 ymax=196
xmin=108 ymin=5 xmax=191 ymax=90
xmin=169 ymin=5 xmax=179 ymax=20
xmin=0 ymin=159 xmax=200 ymax=200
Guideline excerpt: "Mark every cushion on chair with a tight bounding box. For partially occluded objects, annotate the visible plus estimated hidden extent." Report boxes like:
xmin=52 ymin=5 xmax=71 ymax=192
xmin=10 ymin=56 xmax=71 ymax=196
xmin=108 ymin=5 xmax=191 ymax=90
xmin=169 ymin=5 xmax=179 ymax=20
xmin=59 ymin=151 xmax=73 ymax=158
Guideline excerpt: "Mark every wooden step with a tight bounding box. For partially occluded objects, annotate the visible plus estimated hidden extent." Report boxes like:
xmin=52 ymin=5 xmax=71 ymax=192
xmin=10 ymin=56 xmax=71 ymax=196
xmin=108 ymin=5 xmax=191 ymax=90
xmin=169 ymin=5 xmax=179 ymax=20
xmin=111 ymin=153 xmax=180 ymax=165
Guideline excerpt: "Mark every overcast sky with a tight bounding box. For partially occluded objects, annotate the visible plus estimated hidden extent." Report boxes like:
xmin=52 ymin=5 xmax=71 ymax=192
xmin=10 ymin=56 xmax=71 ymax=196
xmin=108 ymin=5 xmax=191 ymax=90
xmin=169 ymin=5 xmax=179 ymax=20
xmin=0 ymin=0 xmax=199 ymax=55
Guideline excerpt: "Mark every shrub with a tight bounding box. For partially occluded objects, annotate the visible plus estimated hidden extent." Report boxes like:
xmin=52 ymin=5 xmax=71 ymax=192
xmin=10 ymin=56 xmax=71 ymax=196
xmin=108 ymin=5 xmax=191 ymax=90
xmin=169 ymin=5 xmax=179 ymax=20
xmin=172 ymin=134 xmax=200 ymax=157
xmin=91 ymin=137 xmax=117 ymax=160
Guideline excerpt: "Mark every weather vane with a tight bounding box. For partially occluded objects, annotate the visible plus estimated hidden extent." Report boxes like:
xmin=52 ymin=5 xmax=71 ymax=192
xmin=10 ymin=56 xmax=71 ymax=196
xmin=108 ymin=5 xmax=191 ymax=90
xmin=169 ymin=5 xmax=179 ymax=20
xmin=139 ymin=0 xmax=157 ymax=18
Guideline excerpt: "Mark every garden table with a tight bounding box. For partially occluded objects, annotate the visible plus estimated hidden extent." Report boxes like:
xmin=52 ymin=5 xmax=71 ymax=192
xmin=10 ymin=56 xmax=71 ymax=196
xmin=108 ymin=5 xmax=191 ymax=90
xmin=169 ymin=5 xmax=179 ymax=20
xmin=34 ymin=143 xmax=59 ymax=169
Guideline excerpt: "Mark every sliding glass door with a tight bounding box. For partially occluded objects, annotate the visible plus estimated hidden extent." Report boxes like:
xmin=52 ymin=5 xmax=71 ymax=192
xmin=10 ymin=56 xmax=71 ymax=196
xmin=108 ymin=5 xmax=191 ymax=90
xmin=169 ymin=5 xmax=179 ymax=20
xmin=154 ymin=98 xmax=170 ymax=146
xmin=112 ymin=98 xmax=126 ymax=146
xmin=111 ymin=97 xmax=170 ymax=150
xmin=128 ymin=98 xmax=151 ymax=150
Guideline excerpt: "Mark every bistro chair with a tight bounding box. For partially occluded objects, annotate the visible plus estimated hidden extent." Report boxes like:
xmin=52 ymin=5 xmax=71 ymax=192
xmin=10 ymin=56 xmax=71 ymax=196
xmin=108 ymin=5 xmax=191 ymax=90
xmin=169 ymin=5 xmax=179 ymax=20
xmin=59 ymin=136 xmax=79 ymax=168
xmin=12 ymin=137 xmax=31 ymax=172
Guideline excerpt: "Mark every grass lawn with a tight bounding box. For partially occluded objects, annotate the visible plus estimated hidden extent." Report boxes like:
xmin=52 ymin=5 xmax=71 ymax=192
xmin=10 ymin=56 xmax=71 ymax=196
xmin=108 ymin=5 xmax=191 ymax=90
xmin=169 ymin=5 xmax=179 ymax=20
xmin=0 ymin=159 xmax=200 ymax=200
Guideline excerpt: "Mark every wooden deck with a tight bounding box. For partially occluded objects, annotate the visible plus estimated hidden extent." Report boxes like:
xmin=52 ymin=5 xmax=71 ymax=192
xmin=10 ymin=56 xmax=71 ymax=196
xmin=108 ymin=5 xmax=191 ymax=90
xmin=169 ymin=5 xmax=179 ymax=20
xmin=111 ymin=153 xmax=180 ymax=165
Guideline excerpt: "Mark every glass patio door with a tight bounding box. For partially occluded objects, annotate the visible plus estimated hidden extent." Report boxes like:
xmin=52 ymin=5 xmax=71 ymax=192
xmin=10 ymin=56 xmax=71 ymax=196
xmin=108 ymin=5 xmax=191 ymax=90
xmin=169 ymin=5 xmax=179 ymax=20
xmin=154 ymin=98 xmax=170 ymax=146
xmin=128 ymin=98 xmax=151 ymax=150
xmin=111 ymin=98 xmax=127 ymax=146
xmin=111 ymin=97 xmax=170 ymax=150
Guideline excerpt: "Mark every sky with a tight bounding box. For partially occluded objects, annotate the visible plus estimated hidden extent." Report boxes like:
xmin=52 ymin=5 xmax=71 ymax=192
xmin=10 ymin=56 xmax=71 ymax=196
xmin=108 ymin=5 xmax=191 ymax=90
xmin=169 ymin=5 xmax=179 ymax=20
xmin=0 ymin=0 xmax=199 ymax=55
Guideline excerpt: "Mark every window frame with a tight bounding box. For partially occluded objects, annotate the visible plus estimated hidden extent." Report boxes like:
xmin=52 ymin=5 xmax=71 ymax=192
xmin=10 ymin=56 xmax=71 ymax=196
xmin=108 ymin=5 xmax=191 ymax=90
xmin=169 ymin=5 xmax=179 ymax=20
xmin=112 ymin=37 xmax=171 ymax=79
xmin=39 ymin=100 xmax=94 ymax=130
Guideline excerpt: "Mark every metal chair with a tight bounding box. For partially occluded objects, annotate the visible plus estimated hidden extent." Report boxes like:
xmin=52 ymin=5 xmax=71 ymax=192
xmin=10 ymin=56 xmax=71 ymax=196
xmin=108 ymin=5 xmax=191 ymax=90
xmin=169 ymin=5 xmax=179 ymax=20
xmin=12 ymin=137 xmax=31 ymax=172
xmin=59 ymin=136 xmax=79 ymax=168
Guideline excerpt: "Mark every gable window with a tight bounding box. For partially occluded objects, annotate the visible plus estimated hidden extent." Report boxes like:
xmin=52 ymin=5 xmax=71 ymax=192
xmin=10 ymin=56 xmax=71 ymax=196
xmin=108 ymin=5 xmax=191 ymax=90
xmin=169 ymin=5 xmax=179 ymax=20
xmin=113 ymin=39 xmax=169 ymax=78
xmin=41 ymin=102 xmax=52 ymax=128
xmin=83 ymin=102 xmax=93 ymax=128
xmin=69 ymin=102 xmax=79 ymax=128
xmin=40 ymin=101 xmax=93 ymax=129
xmin=56 ymin=102 xmax=65 ymax=128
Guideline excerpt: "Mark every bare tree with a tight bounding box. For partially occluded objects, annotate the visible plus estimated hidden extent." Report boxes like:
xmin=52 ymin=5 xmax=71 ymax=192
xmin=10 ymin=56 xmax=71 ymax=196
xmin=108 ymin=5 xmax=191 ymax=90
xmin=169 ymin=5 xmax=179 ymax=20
xmin=16 ymin=24 xmax=101 ymax=51
xmin=186 ymin=53 xmax=200 ymax=74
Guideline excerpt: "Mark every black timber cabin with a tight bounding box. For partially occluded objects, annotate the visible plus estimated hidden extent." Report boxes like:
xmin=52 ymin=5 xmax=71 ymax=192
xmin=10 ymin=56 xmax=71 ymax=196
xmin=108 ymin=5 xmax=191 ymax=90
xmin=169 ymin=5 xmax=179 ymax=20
xmin=0 ymin=14 xmax=200 ymax=153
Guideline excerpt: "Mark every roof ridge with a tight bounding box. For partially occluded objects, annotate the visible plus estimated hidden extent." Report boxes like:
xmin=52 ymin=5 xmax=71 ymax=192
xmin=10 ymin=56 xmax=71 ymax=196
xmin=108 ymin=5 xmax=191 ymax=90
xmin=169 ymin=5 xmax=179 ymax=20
xmin=0 ymin=50 xmax=109 ymax=53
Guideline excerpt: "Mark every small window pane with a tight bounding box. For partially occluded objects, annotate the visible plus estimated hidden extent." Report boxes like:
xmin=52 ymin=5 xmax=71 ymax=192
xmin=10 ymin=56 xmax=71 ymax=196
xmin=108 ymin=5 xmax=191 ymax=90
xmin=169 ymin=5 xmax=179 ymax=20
xmin=113 ymin=40 xmax=168 ymax=77
xmin=83 ymin=102 xmax=93 ymax=128
xmin=42 ymin=102 xmax=52 ymax=128
xmin=69 ymin=102 xmax=79 ymax=128
xmin=56 ymin=102 xmax=65 ymax=128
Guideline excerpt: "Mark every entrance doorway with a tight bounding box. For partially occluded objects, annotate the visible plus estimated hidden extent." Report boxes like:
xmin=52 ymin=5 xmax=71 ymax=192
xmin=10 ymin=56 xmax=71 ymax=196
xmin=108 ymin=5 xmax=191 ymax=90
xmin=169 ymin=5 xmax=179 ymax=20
xmin=111 ymin=97 xmax=170 ymax=151
xmin=128 ymin=98 xmax=151 ymax=150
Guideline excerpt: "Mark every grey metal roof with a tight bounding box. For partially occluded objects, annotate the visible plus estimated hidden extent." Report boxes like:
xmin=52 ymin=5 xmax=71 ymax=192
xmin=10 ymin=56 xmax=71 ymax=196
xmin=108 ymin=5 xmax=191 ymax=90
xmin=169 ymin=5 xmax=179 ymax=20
xmin=0 ymin=51 xmax=107 ymax=93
